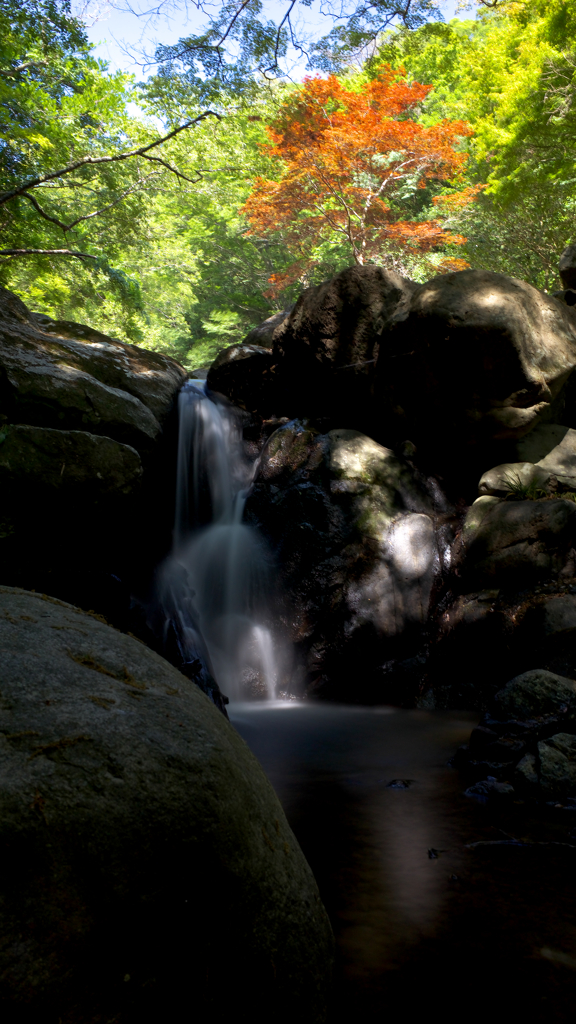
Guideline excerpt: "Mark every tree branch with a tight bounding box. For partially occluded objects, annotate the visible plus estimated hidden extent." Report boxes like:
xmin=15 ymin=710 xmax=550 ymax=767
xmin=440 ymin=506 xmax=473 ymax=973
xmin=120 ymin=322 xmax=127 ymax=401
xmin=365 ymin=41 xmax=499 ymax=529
xmin=0 ymin=111 xmax=221 ymax=207
xmin=0 ymin=249 xmax=98 ymax=260
xmin=0 ymin=60 xmax=49 ymax=76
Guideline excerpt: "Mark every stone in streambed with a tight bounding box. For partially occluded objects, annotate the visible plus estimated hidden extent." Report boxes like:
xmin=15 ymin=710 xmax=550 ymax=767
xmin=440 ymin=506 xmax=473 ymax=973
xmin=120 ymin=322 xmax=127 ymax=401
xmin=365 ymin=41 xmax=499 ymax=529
xmin=493 ymin=669 xmax=576 ymax=721
xmin=538 ymin=733 xmax=576 ymax=799
xmin=0 ymin=586 xmax=334 ymax=1023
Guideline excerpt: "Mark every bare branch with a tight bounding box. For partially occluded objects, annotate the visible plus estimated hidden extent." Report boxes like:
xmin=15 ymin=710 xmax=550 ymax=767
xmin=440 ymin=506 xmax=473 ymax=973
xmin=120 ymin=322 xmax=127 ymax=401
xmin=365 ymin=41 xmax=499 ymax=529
xmin=0 ymin=111 xmax=221 ymax=207
xmin=215 ymin=0 xmax=252 ymax=48
xmin=0 ymin=248 xmax=98 ymax=260
xmin=21 ymin=192 xmax=70 ymax=232
xmin=0 ymin=60 xmax=49 ymax=77
xmin=140 ymin=153 xmax=203 ymax=182
xmin=21 ymin=174 xmax=165 ymax=231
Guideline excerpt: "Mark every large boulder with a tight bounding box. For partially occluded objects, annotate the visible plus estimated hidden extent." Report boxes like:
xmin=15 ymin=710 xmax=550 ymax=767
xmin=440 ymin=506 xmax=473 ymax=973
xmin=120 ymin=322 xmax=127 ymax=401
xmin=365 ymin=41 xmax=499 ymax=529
xmin=216 ymin=265 xmax=415 ymax=428
xmin=374 ymin=269 xmax=576 ymax=457
xmin=494 ymin=668 xmax=576 ymax=721
xmin=0 ymin=423 xmax=142 ymax=499
xmin=457 ymin=497 xmax=576 ymax=586
xmin=207 ymin=343 xmax=274 ymax=413
xmin=274 ymin=265 xmax=415 ymax=425
xmin=0 ymin=586 xmax=334 ymax=1022
xmin=0 ymin=289 xmax=186 ymax=453
xmin=0 ymin=288 xmax=186 ymax=621
xmin=245 ymin=421 xmax=453 ymax=702
xmin=242 ymin=309 xmax=292 ymax=348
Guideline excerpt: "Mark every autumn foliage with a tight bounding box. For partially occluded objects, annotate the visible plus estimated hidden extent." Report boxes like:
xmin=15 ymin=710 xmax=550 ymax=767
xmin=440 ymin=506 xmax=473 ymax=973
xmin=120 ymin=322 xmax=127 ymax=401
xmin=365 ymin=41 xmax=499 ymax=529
xmin=242 ymin=67 xmax=477 ymax=293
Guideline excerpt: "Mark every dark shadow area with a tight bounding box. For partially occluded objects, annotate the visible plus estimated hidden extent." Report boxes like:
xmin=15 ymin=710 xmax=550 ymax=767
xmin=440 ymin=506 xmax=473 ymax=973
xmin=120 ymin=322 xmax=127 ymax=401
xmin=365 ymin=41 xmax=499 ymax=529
xmin=230 ymin=703 xmax=576 ymax=1024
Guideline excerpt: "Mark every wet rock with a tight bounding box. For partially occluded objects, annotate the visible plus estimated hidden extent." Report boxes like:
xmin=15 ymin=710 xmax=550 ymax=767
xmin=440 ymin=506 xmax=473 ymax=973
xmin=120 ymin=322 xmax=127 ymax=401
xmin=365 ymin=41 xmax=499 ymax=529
xmin=459 ymin=498 xmax=576 ymax=586
xmin=207 ymin=343 xmax=274 ymax=413
xmin=374 ymin=270 xmax=576 ymax=456
xmin=464 ymin=778 xmax=515 ymax=801
xmin=0 ymin=586 xmax=334 ymax=1023
xmin=493 ymin=669 xmax=576 ymax=721
xmin=538 ymin=733 xmax=576 ymax=798
xmin=246 ymin=421 xmax=451 ymax=702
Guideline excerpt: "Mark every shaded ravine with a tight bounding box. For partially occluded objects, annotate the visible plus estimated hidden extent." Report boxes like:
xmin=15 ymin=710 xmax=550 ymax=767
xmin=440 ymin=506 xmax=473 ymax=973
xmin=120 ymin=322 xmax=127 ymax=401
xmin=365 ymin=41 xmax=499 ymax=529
xmin=230 ymin=703 xmax=576 ymax=1023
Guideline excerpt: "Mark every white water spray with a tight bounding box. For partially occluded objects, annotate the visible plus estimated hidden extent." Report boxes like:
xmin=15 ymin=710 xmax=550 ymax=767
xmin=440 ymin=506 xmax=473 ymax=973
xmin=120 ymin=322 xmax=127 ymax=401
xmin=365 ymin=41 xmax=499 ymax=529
xmin=158 ymin=380 xmax=281 ymax=701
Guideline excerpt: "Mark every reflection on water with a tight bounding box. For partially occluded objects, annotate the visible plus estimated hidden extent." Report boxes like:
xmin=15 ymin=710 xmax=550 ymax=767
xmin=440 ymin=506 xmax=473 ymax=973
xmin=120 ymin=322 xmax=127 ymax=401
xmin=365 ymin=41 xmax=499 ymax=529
xmin=229 ymin=703 xmax=576 ymax=1023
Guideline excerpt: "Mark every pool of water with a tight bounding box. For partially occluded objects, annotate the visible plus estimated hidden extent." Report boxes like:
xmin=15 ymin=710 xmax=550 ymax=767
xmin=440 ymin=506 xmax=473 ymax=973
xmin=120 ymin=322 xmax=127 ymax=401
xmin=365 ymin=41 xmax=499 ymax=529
xmin=229 ymin=702 xmax=576 ymax=1023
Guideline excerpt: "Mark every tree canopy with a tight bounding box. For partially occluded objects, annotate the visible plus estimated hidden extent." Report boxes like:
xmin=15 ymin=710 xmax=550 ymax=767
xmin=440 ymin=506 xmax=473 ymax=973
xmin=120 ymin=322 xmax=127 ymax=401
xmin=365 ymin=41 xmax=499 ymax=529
xmin=243 ymin=65 xmax=474 ymax=291
xmin=0 ymin=0 xmax=575 ymax=366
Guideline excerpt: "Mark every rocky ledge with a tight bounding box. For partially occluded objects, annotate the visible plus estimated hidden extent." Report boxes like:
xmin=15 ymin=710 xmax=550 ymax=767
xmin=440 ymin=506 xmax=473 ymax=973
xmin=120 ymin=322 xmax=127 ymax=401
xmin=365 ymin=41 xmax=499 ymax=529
xmin=0 ymin=287 xmax=187 ymax=617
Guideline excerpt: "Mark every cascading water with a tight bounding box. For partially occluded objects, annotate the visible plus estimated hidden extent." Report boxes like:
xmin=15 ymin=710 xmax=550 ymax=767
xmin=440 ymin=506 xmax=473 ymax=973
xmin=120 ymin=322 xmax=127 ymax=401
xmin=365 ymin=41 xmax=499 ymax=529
xmin=157 ymin=380 xmax=281 ymax=704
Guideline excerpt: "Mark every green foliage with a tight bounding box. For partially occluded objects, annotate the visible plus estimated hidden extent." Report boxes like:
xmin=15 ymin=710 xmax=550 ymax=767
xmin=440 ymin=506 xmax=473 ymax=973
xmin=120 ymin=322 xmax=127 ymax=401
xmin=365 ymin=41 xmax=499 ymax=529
xmin=3 ymin=0 xmax=576 ymax=372
xmin=368 ymin=5 xmax=576 ymax=289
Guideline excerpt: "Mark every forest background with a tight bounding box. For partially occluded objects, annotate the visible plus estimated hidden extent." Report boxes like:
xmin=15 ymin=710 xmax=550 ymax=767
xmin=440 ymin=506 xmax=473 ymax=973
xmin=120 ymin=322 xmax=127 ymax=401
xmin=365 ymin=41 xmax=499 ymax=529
xmin=1 ymin=0 xmax=575 ymax=370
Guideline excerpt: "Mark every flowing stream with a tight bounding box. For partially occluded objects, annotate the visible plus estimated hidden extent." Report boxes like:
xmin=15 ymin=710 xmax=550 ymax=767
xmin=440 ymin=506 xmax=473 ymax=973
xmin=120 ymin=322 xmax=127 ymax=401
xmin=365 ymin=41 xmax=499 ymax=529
xmin=157 ymin=380 xmax=281 ymax=702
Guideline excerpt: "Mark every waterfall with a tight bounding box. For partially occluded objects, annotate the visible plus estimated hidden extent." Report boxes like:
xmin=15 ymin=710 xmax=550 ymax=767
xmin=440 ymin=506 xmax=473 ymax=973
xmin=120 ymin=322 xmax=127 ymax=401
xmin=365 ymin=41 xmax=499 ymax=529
xmin=157 ymin=380 xmax=281 ymax=704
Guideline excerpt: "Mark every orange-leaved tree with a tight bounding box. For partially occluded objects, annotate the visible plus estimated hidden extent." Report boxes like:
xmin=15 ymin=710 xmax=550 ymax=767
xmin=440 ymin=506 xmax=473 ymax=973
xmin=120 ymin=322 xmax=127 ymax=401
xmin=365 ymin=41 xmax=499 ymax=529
xmin=242 ymin=66 xmax=479 ymax=294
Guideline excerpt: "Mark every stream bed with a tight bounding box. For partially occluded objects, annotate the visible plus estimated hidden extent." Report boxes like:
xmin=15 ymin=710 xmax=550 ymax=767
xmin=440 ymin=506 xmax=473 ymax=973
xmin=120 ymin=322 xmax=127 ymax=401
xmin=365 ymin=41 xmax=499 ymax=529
xmin=229 ymin=702 xmax=576 ymax=1023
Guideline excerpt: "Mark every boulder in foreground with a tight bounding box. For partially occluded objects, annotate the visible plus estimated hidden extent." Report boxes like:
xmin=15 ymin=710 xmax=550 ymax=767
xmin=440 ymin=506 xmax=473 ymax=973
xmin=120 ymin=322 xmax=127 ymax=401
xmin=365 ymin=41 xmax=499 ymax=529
xmin=0 ymin=587 xmax=333 ymax=1023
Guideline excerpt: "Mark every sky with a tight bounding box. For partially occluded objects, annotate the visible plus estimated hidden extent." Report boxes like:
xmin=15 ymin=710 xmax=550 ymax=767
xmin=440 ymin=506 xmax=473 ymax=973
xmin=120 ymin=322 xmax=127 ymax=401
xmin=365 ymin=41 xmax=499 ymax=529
xmin=85 ymin=0 xmax=464 ymax=78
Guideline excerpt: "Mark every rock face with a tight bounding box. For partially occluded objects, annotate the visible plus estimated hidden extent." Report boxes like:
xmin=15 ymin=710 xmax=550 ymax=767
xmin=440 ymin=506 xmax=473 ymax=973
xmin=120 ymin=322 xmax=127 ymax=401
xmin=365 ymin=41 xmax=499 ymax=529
xmin=0 ymin=289 xmax=186 ymax=452
xmin=479 ymin=425 xmax=576 ymax=496
xmin=207 ymin=266 xmax=415 ymax=427
xmin=0 ymin=287 xmax=186 ymax=623
xmin=272 ymin=265 xmax=415 ymax=427
xmin=0 ymin=423 xmax=142 ymax=498
xmin=242 ymin=309 xmax=292 ymax=348
xmin=0 ymin=586 xmax=334 ymax=1023
xmin=374 ymin=269 xmax=576 ymax=454
xmin=207 ymin=343 xmax=274 ymax=413
xmin=457 ymin=497 xmax=576 ymax=586
xmin=560 ymin=243 xmax=576 ymax=290
xmin=246 ymin=421 xmax=453 ymax=702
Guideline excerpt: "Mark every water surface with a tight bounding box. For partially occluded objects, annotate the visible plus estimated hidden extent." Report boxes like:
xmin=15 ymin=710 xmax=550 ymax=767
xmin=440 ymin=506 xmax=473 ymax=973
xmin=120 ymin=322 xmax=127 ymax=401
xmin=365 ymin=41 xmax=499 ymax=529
xmin=230 ymin=702 xmax=576 ymax=1023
